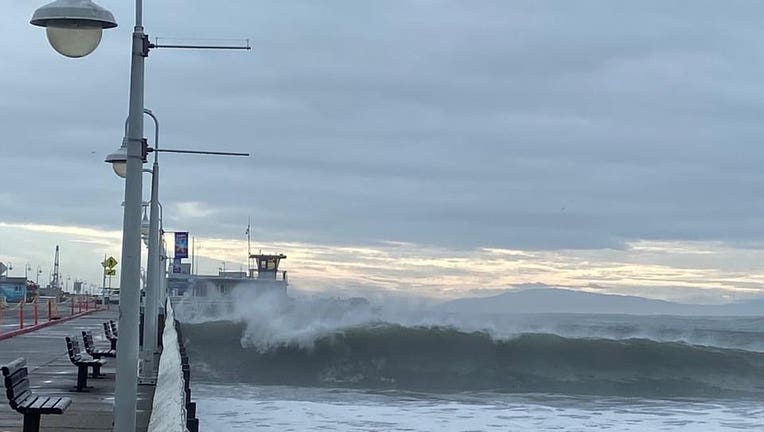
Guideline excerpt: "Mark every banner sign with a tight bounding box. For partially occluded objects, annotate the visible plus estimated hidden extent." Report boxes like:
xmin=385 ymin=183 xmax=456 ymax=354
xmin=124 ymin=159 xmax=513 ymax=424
xmin=174 ymin=232 xmax=189 ymax=258
xmin=172 ymin=258 xmax=182 ymax=274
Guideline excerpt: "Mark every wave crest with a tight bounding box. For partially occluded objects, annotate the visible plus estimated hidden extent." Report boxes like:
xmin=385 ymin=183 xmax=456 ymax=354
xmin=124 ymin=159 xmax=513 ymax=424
xmin=181 ymin=320 xmax=764 ymax=398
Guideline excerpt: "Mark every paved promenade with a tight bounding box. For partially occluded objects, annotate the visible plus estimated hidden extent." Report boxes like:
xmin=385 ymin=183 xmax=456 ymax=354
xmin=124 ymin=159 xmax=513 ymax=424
xmin=0 ymin=309 xmax=155 ymax=431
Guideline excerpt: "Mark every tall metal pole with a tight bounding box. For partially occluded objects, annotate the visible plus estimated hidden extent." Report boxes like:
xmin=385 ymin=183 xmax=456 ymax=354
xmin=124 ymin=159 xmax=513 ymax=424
xmin=159 ymin=240 xmax=167 ymax=308
xmin=114 ymin=0 xmax=145 ymax=429
xmin=141 ymin=110 xmax=160 ymax=382
xmin=247 ymin=216 xmax=251 ymax=275
xmin=102 ymin=254 xmax=107 ymax=308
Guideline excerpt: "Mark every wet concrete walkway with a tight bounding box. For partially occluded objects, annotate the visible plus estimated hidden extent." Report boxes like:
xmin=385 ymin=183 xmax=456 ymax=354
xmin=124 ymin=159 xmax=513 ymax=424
xmin=0 ymin=309 xmax=154 ymax=431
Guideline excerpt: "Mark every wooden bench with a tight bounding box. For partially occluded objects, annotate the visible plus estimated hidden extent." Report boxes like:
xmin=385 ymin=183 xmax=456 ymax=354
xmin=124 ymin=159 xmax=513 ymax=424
xmin=110 ymin=320 xmax=118 ymax=337
xmin=81 ymin=330 xmax=116 ymax=359
xmin=2 ymin=357 xmax=72 ymax=432
xmin=65 ymin=336 xmax=107 ymax=392
xmin=103 ymin=322 xmax=118 ymax=350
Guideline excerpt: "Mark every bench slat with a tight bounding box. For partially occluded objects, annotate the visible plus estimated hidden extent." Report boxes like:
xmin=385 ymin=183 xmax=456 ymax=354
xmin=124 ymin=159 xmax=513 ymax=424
xmin=76 ymin=359 xmax=106 ymax=366
xmin=50 ymin=397 xmax=72 ymax=414
xmin=17 ymin=395 xmax=39 ymax=410
xmin=40 ymin=397 xmax=59 ymax=411
xmin=9 ymin=379 xmax=30 ymax=400
xmin=4 ymin=368 xmax=28 ymax=388
xmin=28 ymin=397 xmax=50 ymax=411
xmin=8 ymin=390 xmax=31 ymax=410
xmin=1 ymin=358 xmax=26 ymax=378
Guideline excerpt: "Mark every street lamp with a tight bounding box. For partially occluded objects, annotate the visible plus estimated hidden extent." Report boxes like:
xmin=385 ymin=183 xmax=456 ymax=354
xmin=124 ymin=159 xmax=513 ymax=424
xmin=105 ymin=138 xmax=128 ymax=178
xmin=33 ymin=0 xmax=250 ymax=428
xmin=109 ymin=109 xmax=163 ymax=382
xmin=30 ymin=0 xmax=117 ymax=58
xmin=31 ymin=0 xmax=141 ymax=428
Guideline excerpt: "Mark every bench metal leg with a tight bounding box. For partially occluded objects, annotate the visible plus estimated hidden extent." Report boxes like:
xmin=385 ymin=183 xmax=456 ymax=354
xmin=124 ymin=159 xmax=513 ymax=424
xmin=22 ymin=413 xmax=41 ymax=432
xmin=72 ymin=365 xmax=90 ymax=392
xmin=92 ymin=364 xmax=102 ymax=378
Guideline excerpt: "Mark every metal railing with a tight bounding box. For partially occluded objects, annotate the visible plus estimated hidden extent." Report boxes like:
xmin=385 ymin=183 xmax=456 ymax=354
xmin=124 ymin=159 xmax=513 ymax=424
xmin=0 ymin=295 xmax=103 ymax=336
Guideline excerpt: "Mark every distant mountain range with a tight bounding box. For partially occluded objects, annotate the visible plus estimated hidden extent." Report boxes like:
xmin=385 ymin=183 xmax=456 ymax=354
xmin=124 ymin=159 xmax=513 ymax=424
xmin=435 ymin=288 xmax=764 ymax=316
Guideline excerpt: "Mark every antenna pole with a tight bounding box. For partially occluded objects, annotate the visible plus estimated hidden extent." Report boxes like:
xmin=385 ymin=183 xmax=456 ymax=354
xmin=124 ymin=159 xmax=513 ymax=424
xmin=247 ymin=217 xmax=251 ymax=275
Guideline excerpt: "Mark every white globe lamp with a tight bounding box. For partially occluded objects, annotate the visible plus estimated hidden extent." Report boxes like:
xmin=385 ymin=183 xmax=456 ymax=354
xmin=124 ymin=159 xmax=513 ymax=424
xmin=30 ymin=0 xmax=117 ymax=58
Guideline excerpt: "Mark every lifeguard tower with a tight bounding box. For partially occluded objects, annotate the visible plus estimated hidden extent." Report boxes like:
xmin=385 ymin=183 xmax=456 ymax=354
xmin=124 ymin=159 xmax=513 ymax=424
xmin=249 ymin=253 xmax=288 ymax=284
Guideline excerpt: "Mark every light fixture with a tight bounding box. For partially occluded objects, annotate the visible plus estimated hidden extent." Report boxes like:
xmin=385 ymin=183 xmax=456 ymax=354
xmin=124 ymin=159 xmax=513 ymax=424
xmin=141 ymin=208 xmax=150 ymax=246
xmin=105 ymin=138 xmax=128 ymax=178
xmin=30 ymin=0 xmax=117 ymax=58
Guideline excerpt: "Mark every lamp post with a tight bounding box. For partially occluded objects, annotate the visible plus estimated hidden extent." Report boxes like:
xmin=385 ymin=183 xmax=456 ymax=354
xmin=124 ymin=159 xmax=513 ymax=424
xmin=31 ymin=0 xmax=142 ymax=429
xmin=108 ymin=108 xmax=162 ymax=382
xmin=142 ymin=144 xmax=161 ymax=382
xmin=32 ymin=2 xmax=250 ymax=429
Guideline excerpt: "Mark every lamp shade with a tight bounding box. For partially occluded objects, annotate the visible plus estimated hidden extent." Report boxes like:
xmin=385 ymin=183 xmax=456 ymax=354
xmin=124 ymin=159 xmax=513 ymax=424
xmin=105 ymin=139 xmax=128 ymax=178
xmin=31 ymin=0 xmax=117 ymax=58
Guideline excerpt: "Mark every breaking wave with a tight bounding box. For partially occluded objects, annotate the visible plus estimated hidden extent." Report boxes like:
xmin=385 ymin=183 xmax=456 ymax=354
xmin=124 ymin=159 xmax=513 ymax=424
xmin=181 ymin=321 xmax=764 ymax=398
xmin=174 ymin=288 xmax=764 ymax=398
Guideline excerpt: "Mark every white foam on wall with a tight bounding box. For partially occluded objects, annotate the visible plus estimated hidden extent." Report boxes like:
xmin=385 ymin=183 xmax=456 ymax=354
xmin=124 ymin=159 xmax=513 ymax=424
xmin=148 ymin=300 xmax=188 ymax=432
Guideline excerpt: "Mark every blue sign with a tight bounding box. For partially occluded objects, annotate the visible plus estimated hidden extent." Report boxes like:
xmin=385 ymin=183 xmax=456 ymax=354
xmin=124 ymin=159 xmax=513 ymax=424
xmin=174 ymin=232 xmax=189 ymax=259
xmin=172 ymin=258 xmax=183 ymax=274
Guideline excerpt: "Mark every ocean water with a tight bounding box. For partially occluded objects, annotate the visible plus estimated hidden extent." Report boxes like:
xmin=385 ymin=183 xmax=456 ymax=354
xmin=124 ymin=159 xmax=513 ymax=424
xmin=175 ymin=291 xmax=764 ymax=431
xmin=195 ymin=385 xmax=764 ymax=431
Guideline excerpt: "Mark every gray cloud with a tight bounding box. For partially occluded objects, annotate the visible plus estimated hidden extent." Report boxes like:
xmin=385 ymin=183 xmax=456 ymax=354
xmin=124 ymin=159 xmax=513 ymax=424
xmin=3 ymin=0 xmax=764 ymax=255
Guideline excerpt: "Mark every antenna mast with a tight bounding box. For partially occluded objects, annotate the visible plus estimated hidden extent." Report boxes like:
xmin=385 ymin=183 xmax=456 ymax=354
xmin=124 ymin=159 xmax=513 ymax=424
xmin=246 ymin=217 xmax=252 ymax=275
xmin=52 ymin=245 xmax=60 ymax=290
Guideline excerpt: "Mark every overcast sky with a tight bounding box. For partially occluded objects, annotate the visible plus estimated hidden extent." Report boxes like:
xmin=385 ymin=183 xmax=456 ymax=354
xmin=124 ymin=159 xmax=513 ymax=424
xmin=2 ymin=1 xmax=764 ymax=303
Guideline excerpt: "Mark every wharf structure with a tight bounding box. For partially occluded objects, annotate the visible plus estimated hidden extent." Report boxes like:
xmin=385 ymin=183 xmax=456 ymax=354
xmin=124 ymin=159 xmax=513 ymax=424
xmin=168 ymin=251 xmax=289 ymax=320
xmin=0 ymin=310 xmax=155 ymax=431
xmin=0 ymin=300 xmax=192 ymax=431
xmin=169 ymin=252 xmax=288 ymax=297
xmin=1 ymin=242 xmax=290 ymax=431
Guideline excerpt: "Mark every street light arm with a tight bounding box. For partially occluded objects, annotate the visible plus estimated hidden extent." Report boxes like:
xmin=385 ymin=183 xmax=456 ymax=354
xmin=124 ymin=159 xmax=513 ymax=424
xmin=150 ymin=38 xmax=251 ymax=51
xmin=143 ymin=109 xmax=159 ymax=162
xmin=124 ymin=109 xmax=159 ymax=163
xmin=152 ymin=148 xmax=250 ymax=157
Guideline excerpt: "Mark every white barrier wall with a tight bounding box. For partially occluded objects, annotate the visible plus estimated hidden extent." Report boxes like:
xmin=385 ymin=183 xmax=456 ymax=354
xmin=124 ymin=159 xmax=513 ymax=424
xmin=148 ymin=300 xmax=188 ymax=432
